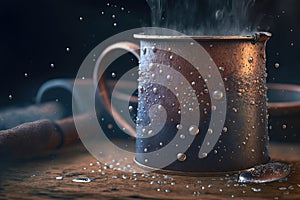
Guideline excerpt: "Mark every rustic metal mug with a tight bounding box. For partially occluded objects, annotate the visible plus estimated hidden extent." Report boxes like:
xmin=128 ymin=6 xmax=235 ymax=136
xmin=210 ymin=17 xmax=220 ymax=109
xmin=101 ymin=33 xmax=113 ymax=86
xmin=95 ymin=32 xmax=271 ymax=172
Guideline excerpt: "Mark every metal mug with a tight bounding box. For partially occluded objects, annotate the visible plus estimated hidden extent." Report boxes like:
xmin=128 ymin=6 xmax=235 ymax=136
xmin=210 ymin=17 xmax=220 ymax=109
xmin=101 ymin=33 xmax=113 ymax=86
xmin=95 ymin=32 xmax=271 ymax=172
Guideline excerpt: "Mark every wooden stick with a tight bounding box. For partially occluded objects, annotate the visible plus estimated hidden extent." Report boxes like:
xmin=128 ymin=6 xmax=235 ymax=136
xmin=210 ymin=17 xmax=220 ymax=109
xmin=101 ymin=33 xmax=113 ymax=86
xmin=0 ymin=102 xmax=70 ymax=131
xmin=0 ymin=115 xmax=83 ymax=160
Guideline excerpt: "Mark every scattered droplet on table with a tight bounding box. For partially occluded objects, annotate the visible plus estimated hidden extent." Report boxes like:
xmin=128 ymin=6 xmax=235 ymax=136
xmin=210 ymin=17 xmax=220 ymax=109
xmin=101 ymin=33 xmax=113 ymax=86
xmin=238 ymin=162 xmax=290 ymax=183
xmin=72 ymin=177 xmax=92 ymax=183
xmin=56 ymin=176 xmax=63 ymax=180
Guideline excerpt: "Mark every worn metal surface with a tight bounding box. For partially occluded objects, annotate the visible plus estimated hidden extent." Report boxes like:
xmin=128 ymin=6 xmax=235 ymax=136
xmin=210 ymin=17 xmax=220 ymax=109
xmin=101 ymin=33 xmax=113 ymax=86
xmin=135 ymin=32 xmax=271 ymax=172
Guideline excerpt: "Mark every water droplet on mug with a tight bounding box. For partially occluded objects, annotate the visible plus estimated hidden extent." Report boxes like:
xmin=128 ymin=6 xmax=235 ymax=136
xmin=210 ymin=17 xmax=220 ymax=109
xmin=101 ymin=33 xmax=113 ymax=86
xmin=149 ymin=63 xmax=155 ymax=70
xmin=176 ymin=124 xmax=183 ymax=130
xmin=215 ymin=9 xmax=224 ymax=20
xmin=111 ymin=72 xmax=116 ymax=78
xmin=275 ymin=63 xmax=280 ymax=68
xmin=219 ymin=66 xmax=225 ymax=71
xmin=128 ymin=105 xmax=133 ymax=112
xmin=166 ymin=74 xmax=173 ymax=82
xmin=207 ymin=128 xmax=213 ymax=135
xmin=50 ymin=63 xmax=55 ymax=68
xmin=66 ymin=47 xmax=70 ymax=52
xmin=157 ymin=104 xmax=164 ymax=112
xmin=248 ymin=57 xmax=254 ymax=63
xmin=8 ymin=94 xmax=13 ymax=100
xmin=189 ymin=125 xmax=199 ymax=135
xmin=250 ymin=99 xmax=255 ymax=105
xmin=152 ymin=46 xmax=157 ymax=53
xmin=212 ymin=90 xmax=223 ymax=100
xmin=212 ymin=105 xmax=217 ymax=111
xmin=180 ymin=134 xmax=186 ymax=139
xmin=148 ymin=130 xmax=154 ymax=135
xmin=201 ymin=152 xmax=208 ymax=158
xmin=177 ymin=153 xmax=186 ymax=162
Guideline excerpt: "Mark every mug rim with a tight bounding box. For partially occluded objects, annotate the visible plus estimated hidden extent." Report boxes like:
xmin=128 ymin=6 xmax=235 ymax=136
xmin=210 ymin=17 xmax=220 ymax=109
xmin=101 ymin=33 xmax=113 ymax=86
xmin=133 ymin=32 xmax=271 ymax=41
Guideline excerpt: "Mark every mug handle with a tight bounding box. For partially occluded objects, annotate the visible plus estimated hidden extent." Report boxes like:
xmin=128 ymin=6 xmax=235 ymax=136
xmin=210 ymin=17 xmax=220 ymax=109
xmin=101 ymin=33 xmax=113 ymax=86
xmin=93 ymin=42 xmax=140 ymax=137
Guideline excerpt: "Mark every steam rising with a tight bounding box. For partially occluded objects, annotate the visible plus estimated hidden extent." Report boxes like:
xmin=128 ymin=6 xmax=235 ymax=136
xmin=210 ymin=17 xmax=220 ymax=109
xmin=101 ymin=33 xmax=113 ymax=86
xmin=146 ymin=0 xmax=258 ymax=35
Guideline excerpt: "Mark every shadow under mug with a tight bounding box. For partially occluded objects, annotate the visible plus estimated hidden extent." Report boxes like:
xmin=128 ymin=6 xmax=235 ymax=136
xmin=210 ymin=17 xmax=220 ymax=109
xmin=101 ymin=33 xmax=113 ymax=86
xmin=95 ymin=32 xmax=272 ymax=172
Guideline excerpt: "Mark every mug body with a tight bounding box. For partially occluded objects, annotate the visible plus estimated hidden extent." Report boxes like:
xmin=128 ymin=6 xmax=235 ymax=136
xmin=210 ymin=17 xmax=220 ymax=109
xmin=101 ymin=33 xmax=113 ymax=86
xmin=135 ymin=33 xmax=271 ymax=172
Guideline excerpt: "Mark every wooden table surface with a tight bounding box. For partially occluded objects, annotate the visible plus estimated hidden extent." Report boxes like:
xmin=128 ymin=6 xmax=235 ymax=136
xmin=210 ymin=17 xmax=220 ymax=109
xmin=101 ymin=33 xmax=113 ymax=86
xmin=0 ymin=141 xmax=299 ymax=200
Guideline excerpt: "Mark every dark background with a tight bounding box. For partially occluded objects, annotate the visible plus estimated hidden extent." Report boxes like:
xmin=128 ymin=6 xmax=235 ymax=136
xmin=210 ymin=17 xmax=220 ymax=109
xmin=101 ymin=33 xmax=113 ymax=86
xmin=0 ymin=0 xmax=299 ymax=108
